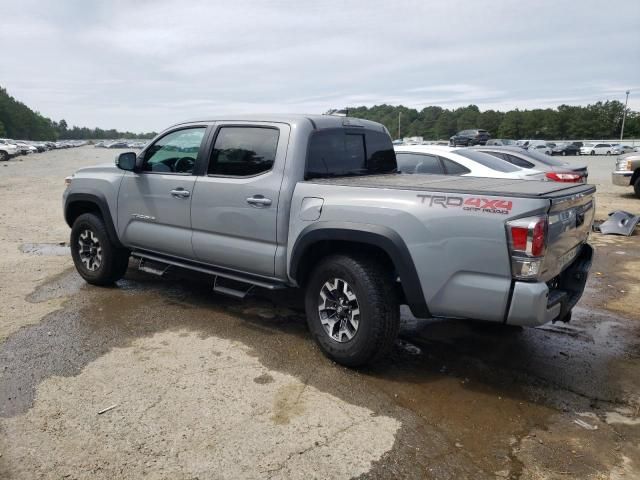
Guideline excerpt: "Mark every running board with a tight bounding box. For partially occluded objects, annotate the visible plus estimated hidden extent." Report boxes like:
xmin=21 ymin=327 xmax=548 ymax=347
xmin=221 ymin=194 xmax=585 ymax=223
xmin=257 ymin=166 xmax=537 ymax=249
xmin=137 ymin=258 xmax=170 ymax=276
xmin=213 ymin=277 xmax=254 ymax=299
xmin=131 ymin=251 xmax=287 ymax=291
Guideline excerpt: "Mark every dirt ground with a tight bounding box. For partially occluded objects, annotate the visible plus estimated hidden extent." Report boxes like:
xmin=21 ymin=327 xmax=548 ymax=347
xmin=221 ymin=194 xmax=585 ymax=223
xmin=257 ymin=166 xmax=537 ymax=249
xmin=0 ymin=147 xmax=639 ymax=479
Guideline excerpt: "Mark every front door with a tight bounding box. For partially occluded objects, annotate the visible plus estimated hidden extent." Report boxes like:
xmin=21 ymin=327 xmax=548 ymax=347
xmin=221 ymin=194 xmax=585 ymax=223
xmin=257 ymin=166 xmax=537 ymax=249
xmin=117 ymin=126 xmax=208 ymax=259
xmin=190 ymin=123 xmax=289 ymax=277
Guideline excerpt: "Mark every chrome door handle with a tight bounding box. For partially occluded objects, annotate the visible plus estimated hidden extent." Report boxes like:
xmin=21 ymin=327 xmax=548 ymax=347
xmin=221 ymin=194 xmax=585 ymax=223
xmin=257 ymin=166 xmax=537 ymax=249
xmin=170 ymin=188 xmax=190 ymax=198
xmin=246 ymin=196 xmax=272 ymax=207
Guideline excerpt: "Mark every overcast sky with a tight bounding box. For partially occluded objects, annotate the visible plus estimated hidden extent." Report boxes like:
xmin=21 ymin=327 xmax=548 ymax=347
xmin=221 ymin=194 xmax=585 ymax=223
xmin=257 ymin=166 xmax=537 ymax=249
xmin=2 ymin=0 xmax=639 ymax=132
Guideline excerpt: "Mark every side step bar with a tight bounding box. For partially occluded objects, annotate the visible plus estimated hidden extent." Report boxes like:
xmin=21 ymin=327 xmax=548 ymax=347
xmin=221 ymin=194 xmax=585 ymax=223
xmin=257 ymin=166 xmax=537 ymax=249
xmin=131 ymin=250 xmax=287 ymax=292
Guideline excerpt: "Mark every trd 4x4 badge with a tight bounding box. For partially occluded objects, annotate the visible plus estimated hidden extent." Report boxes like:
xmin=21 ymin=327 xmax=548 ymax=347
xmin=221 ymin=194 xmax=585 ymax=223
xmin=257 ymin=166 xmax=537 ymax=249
xmin=417 ymin=194 xmax=513 ymax=215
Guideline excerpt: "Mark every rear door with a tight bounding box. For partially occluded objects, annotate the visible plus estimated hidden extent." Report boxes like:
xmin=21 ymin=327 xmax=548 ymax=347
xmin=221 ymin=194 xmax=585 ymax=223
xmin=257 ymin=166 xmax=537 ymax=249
xmin=190 ymin=122 xmax=289 ymax=277
xmin=117 ymin=125 xmax=208 ymax=259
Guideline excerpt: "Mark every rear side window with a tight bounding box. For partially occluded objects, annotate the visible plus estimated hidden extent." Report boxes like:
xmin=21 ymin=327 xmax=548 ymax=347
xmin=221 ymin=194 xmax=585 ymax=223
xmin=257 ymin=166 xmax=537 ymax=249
xmin=453 ymin=149 xmax=520 ymax=172
xmin=440 ymin=157 xmax=470 ymax=174
xmin=306 ymin=129 xmax=396 ymax=179
xmin=396 ymin=153 xmax=443 ymax=174
xmin=505 ymin=154 xmax=534 ymax=168
xmin=208 ymin=127 xmax=279 ymax=177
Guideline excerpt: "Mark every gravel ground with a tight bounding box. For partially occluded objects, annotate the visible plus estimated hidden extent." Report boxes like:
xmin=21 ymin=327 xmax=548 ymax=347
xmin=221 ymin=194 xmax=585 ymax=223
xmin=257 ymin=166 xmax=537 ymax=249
xmin=0 ymin=147 xmax=639 ymax=479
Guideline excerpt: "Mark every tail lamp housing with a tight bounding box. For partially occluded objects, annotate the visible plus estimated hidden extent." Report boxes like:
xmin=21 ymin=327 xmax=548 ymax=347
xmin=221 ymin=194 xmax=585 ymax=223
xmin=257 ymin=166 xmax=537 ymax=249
xmin=545 ymin=172 xmax=582 ymax=183
xmin=506 ymin=216 xmax=548 ymax=280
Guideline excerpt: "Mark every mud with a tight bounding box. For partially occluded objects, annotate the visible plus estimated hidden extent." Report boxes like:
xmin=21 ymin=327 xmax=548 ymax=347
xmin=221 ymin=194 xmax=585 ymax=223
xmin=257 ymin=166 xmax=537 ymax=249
xmin=0 ymin=148 xmax=639 ymax=479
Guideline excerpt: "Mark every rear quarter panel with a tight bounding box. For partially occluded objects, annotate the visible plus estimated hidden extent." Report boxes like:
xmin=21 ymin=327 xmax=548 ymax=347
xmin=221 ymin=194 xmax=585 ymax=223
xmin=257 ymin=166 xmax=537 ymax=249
xmin=289 ymin=182 xmax=550 ymax=322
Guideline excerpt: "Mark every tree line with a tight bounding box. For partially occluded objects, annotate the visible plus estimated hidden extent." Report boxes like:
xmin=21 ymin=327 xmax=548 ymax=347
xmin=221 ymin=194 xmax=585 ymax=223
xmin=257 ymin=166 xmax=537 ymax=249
xmin=0 ymin=86 xmax=156 ymax=140
xmin=347 ymin=101 xmax=640 ymax=141
xmin=1 ymin=84 xmax=638 ymax=142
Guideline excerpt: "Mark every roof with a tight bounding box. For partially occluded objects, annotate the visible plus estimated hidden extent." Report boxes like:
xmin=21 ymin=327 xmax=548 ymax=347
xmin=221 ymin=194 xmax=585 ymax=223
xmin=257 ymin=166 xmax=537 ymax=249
xmin=170 ymin=114 xmax=387 ymax=131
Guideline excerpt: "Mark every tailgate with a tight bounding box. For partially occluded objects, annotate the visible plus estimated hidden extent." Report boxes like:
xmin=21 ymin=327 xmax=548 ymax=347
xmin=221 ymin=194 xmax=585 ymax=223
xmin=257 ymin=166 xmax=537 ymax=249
xmin=540 ymin=185 xmax=595 ymax=282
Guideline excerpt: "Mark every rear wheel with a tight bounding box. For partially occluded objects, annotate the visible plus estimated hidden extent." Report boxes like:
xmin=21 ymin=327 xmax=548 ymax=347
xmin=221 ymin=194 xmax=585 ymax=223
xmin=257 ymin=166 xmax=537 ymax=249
xmin=591 ymin=150 xmax=596 ymax=155
xmin=70 ymin=213 xmax=130 ymax=285
xmin=634 ymin=177 xmax=640 ymax=198
xmin=606 ymin=151 xmax=611 ymax=155
xmin=305 ymin=254 xmax=400 ymax=367
xmin=0 ymin=151 xmax=7 ymax=161
xmin=561 ymin=151 xmax=566 ymax=156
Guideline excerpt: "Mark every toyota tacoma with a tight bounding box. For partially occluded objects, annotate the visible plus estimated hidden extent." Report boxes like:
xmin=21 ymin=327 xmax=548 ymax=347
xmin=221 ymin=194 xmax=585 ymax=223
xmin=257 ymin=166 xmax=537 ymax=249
xmin=63 ymin=115 xmax=595 ymax=366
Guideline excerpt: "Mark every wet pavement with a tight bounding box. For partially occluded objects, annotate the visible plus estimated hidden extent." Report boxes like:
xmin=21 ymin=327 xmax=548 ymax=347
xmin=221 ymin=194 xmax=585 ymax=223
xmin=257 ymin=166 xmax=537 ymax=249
xmin=1 ymin=148 xmax=639 ymax=479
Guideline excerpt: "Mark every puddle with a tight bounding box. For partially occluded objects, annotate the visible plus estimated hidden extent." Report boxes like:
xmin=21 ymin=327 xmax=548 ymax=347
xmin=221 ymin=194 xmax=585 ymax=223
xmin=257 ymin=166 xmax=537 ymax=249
xmin=20 ymin=242 xmax=70 ymax=256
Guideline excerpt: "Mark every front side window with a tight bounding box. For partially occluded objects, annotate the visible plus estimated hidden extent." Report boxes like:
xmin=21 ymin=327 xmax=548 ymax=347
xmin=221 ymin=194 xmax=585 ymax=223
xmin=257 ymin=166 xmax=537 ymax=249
xmin=208 ymin=127 xmax=279 ymax=176
xmin=142 ymin=127 xmax=206 ymax=174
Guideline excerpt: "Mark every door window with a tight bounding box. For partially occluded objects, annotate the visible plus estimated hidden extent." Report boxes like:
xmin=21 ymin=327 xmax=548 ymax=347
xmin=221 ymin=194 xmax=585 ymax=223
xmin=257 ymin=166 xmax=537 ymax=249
xmin=208 ymin=127 xmax=279 ymax=176
xmin=396 ymin=153 xmax=443 ymax=174
xmin=142 ymin=127 xmax=206 ymax=174
xmin=440 ymin=157 xmax=470 ymax=174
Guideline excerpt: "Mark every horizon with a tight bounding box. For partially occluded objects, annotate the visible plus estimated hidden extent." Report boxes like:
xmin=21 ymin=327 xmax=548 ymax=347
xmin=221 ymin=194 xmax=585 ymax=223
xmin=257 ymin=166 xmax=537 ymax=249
xmin=2 ymin=0 xmax=639 ymax=131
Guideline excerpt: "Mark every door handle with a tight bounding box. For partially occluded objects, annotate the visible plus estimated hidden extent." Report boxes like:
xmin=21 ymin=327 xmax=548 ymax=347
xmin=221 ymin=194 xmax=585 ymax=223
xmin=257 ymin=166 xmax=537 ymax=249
xmin=246 ymin=195 xmax=272 ymax=207
xmin=170 ymin=188 xmax=191 ymax=198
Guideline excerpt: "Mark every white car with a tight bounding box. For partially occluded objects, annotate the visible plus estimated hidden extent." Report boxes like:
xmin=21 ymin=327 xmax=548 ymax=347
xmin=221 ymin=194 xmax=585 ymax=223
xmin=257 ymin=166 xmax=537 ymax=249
xmin=0 ymin=138 xmax=19 ymax=161
xmin=394 ymin=145 xmax=546 ymax=180
xmin=580 ymin=143 xmax=614 ymax=155
xmin=528 ymin=143 xmax=552 ymax=155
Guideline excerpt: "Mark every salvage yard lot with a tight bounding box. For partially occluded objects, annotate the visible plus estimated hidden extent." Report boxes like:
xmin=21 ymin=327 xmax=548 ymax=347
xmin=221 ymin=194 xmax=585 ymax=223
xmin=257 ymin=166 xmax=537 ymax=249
xmin=1 ymin=147 xmax=639 ymax=479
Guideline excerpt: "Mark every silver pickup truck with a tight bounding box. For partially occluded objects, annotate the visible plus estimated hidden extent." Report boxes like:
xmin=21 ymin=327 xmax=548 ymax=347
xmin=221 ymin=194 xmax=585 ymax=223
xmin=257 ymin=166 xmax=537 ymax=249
xmin=63 ymin=115 xmax=595 ymax=366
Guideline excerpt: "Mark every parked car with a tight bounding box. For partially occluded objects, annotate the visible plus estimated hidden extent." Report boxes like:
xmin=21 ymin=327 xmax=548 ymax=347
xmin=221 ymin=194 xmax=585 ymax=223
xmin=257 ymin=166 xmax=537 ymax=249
xmin=528 ymin=143 xmax=552 ymax=155
xmin=63 ymin=114 xmax=594 ymax=366
xmin=611 ymin=144 xmax=634 ymax=155
xmin=107 ymin=141 xmax=130 ymax=149
xmin=473 ymin=146 xmax=588 ymax=183
xmin=486 ymin=139 xmax=517 ymax=146
xmin=449 ymin=129 xmax=490 ymax=146
xmin=580 ymin=143 xmax=614 ymax=155
xmin=550 ymin=142 xmax=581 ymax=156
xmin=612 ymin=152 xmax=640 ymax=197
xmin=395 ymin=145 xmax=546 ymax=180
xmin=0 ymin=138 xmax=19 ymax=161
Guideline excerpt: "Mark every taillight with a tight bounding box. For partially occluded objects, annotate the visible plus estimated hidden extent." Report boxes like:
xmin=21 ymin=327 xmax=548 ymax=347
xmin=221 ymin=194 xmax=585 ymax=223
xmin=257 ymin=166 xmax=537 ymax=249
xmin=506 ymin=216 xmax=548 ymax=280
xmin=545 ymin=172 xmax=582 ymax=182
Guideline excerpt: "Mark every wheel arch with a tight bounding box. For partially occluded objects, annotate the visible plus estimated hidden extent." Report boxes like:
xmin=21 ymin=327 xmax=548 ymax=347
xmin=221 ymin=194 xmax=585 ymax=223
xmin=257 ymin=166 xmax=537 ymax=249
xmin=65 ymin=193 xmax=124 ymax=248
xmin=290 ymin=223 xmax=430 ymax=318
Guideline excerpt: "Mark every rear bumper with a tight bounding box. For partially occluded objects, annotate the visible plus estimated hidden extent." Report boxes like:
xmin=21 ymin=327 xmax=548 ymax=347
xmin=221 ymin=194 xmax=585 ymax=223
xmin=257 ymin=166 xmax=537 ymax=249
xmin=506 ymin=244 xmax=593 ymax=327
xmin=612 ymin=171 xmax=632 ymax=186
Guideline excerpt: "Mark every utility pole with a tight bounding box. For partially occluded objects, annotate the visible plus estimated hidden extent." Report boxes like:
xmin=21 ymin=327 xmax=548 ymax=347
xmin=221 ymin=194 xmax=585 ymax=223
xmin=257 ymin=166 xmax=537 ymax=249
xmin=397 ymin=111 xmax=401 ymax=140
xmin=620 ymin=90 xmax=630 ymax=141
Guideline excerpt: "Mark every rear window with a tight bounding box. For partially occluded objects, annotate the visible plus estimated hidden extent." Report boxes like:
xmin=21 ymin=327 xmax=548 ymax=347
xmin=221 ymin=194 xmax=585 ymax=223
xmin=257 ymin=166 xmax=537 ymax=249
xmin=306 ymin=129 xmax=396 ymax=179
xmin=453 ymin=149 xmax=520 ymax=172
xmin=518 ymin=149 xmax=568 ymax=167
xmin=396 ymin=153 xmax=443 ymax=174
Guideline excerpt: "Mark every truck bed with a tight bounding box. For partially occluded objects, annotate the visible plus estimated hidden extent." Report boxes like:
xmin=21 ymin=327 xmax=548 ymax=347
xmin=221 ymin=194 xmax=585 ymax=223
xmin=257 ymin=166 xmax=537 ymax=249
xmin=307 ymin=174 xmax=596 ymax=199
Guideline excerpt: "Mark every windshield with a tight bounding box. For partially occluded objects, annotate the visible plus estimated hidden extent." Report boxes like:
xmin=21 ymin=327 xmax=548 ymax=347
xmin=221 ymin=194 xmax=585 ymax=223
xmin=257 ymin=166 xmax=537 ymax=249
xmin=453 ymin=149 xmax=520 ymax=172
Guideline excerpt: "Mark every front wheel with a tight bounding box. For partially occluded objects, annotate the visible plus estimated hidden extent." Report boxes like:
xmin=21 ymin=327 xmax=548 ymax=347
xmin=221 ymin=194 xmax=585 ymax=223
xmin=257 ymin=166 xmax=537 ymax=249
xmin=0 ymin=151 xmax=8 ymax=161
xmin=591 ymin=150 xmax=596 ymax=155
xmin=305 ymin=254 xmax=400 ymax=367
xmin=634 ymin=177 xmax=640 ymax=198
xmin=562 ymin=151 xmax=566 ymax=156
xmin=70 ymin=213 xmax=130 ymax=285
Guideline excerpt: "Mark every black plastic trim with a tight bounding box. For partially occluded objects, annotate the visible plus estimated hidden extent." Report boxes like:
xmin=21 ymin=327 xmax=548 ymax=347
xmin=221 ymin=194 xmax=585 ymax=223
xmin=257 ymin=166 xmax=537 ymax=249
xmin=64 ymin=192 xmax=124 ymax=248
xmin=290 ymin=222 xmax=430 ymax=318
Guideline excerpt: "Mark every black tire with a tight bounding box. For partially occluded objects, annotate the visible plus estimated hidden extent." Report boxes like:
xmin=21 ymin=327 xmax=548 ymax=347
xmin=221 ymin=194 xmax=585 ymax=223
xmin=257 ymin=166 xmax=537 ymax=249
xmin=634 ymin=177 xmax=640 ymax=198
xmin=70 ymin=213 xmax=130 ymax=285
xmin=0 ymin=151 xmax=8 ymax=161
xmin=304 ymin=254 xmax=400 ymax=367
xmin=606 ymin=151 xmax=611 ymax=155
xmin=591 ymin=150 xmax=595 ymax=155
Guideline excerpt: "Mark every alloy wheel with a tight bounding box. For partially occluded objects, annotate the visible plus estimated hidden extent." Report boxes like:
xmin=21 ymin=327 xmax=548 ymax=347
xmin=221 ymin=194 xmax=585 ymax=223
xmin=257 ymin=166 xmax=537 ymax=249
xmin=318 ymin=278 xmax=360 ymax=342
xmin=77 ymin=229 xmax=102 ymax=271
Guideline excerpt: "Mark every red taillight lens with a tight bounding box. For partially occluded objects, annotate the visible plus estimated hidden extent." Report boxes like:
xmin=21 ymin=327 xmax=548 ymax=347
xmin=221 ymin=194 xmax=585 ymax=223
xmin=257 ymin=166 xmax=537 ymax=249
xmin=508 ymin=217 xmax=547 ymax=257
xmin=531 ymin=219 xmax=545 ymax=256
xmin=545 ymin=172 xmax=581 ymax=183
xmin=510 ymin=226 xmax=528 ymax=251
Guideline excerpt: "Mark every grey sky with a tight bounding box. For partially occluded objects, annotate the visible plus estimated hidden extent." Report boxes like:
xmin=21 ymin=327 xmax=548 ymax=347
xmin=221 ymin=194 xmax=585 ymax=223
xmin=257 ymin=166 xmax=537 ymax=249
xmin=2 ymin=0 xmax=639 ymax=132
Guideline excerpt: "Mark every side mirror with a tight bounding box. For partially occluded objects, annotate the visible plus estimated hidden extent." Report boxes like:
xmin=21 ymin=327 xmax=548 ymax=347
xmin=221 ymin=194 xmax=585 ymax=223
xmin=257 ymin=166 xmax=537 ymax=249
xmin=116 ymin=152 xmax=137 ymax=171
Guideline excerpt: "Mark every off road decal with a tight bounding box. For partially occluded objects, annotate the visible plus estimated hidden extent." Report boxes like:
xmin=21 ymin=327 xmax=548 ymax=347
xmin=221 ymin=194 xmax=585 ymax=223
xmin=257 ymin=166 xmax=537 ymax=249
xmin=417 ymin=194 xmax=513 ymax=215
